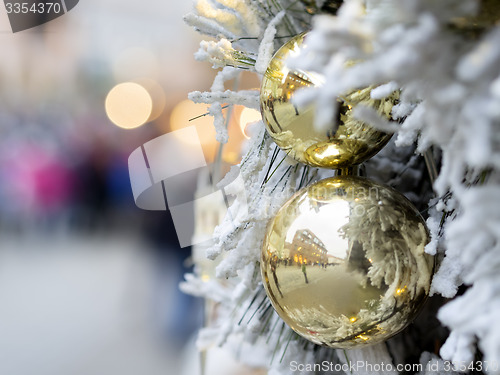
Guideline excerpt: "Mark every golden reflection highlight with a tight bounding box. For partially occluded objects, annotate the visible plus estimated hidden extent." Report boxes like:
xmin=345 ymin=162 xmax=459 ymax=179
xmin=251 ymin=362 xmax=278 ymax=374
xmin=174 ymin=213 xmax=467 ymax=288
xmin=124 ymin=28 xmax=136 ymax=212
xmin=261 ymin=176 xmax=434 ymax=348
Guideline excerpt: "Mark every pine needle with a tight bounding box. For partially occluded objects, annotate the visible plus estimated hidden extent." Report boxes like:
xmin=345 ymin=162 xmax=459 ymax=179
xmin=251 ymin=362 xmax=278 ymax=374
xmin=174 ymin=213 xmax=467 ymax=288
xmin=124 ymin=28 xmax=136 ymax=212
xmin=238 ymin=289 xmax=263 ymax=325
xmin=247 ymin=295 xmax=269 ymax=324
xmin=279 ymin=330 xmax=295 ymax=363
xmin=270 ymin=322 xmax=287 ymax=364
xmin=189 ymin=105 xmax=230 ymax=122
xmin=263 ymin=151 xmax=290 ymax=186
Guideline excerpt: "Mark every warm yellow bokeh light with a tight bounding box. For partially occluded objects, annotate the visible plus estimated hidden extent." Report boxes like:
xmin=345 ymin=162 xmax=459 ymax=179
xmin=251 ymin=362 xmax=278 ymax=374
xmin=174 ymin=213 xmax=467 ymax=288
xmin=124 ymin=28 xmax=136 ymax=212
xmin=136 ymin=78 xmax=166 ymax=122
xmin=170 ymin=99 xmax=217 ymax=146
xmin=105 ymin=82 xmax=153 ymax=129
xmin=169 ymin=101 xmax=253 ymax=165
xmin=238 ymin=107 xmax=261 ymax=139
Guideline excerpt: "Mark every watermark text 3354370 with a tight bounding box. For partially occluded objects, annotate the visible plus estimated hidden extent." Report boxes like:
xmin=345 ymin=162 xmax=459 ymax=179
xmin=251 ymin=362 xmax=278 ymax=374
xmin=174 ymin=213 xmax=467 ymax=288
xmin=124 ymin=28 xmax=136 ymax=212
xmin=3 ymin=0 xmax=79 ymax=32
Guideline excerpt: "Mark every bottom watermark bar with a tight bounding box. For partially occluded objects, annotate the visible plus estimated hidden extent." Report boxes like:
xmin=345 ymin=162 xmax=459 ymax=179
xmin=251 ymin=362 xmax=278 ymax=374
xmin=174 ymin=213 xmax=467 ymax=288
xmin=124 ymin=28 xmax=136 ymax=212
xmin=290 ymin=360 xmax=500 ymax=373
xmin=290 ymin=360 xmax=423 ymax=373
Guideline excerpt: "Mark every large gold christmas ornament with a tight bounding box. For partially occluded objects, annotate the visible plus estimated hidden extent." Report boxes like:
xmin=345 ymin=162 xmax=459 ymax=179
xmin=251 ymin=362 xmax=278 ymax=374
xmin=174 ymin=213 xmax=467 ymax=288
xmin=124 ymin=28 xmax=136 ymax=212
xmin=261 ymin=176 xmax=434 ymax=348
xmin=260 ymin=33 xmax=398 ymax=169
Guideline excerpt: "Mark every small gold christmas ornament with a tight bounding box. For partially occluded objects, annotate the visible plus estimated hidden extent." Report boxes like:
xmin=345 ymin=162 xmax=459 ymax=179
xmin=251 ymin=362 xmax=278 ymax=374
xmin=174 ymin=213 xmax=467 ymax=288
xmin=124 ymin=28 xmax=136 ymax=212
xmin=261 ymin=176 xmax=434 ymax=348
xmin=299 ymin=0 xmax=343 ymax=15
xmin=450 ymin=0 xmax=500 ymax=33
xmin=260 ymin=33 xmax=398 ymax=169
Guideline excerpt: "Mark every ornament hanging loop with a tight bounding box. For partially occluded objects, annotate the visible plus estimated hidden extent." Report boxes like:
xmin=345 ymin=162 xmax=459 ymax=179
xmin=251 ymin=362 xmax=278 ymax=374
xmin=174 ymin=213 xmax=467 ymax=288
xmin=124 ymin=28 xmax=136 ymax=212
xmin=333 ymin=165 xmax=361 ymax=177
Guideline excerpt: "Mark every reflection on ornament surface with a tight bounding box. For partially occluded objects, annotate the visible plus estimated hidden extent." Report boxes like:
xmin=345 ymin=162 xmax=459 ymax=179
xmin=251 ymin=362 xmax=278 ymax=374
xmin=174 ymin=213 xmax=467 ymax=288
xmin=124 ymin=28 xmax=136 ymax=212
xmin=260 ymin=33 xmax=398 ymax=169
xmin=261 ymin=176 xmax=434 ymax=348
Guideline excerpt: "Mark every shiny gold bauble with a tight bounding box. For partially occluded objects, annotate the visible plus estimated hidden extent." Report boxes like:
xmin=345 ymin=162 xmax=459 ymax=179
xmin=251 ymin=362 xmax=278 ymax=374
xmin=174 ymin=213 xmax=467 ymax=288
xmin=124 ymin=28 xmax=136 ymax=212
xmin=299 ymin=0 xmax=343 ymax=15
xmin=450 ymin=0 xmax=500 ymax=33
xmin=260 ymin=33 xmax=398 ymax=169
xmin=261 ymin=176 xmax=434 ymax=348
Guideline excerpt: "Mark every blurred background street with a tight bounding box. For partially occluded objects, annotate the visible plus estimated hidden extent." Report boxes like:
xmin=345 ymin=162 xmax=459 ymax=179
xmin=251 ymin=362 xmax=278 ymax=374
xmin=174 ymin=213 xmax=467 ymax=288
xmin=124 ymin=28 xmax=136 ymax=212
xmin=0 ymin=1 xmax=234 ymax=374
xmin=0 ymin=233 xmax=197 ymax=375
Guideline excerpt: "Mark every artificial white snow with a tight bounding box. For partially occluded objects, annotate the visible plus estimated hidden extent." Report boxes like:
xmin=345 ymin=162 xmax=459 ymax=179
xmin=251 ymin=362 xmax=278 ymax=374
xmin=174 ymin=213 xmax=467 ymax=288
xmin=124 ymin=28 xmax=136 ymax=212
xmin=195 ymin=39 xmax=240 ymax=69
xmin=425 ymin=216 xmax=439 ymax=256
xmin=208 ymin=103 xmax=228 ymax=144
xmin=254 ymin=11 xmax=285 ymax=74
xmin=184 ymin=13 xmax=236 ymax=39
xmin=352 ymin=104 xmax=400 ymax=133
xmin=195 ymin=0 xmax=245 ymax=36
xmin=457 ymin=29 xmax=500 ymax=82
xmin=371 ymin=81 xmax=399 ymax=100
xmin=210 ymin=66 xmax=241 ymax=93
xmin=216 ymin=0 xmax=261 ymax=36
xmin=189 ymin=89 xmax=260 ymax=109
xmin=438 ymin=331 xmax=476 ymax=368
xmin=394 ymin=102 xmax=424 ymax=147
xmin=183 ymin=0 xmax=500 ymax=373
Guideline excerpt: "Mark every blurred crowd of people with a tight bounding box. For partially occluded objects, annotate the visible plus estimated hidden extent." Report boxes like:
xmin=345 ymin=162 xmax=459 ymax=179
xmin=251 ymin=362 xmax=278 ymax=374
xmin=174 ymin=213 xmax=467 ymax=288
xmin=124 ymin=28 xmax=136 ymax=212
xmin=0 ymin=102 xmax=201 ymax=341
xmin=0 ymin=120 xmax=129 ymax=233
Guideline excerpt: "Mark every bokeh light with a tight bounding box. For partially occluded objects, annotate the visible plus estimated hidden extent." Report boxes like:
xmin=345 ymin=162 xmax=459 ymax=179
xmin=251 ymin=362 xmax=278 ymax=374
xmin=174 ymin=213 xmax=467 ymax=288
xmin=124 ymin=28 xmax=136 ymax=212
xmin=170 ymin=100 xmax=217 ymax=142
xmin=238 ymin=107 xmax=261 ymax=139
xmin=105 ymin=82 xmax=153 ymax=129
xmin=170 ymin=99 xmax=219 ymax=162
xmin=137 ymin=78 xmax=167 ymax=122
